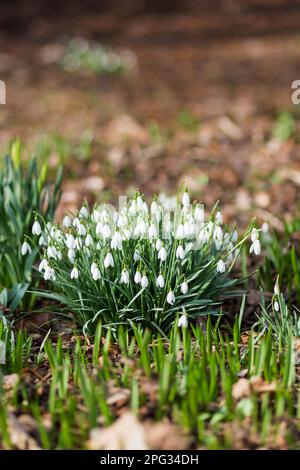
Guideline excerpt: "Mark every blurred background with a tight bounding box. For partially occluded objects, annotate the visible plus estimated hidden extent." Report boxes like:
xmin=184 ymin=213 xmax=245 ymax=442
xmin=1 ymin=0 xmax=300 ymax=224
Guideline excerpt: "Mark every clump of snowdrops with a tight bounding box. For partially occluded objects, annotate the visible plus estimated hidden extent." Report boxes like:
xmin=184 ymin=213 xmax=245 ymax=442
xmin=26 ymin=191 xmax=261 ymax=334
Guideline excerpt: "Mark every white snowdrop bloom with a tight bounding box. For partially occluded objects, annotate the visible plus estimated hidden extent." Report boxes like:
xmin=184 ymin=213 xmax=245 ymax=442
xmin=39 ymin=235 xmax=46 ymax=246
xmin=231 ymin=230 xmax=238 ymax=243
xmin=274 ymin=301 xmax=280 ymax=312
xmin=216 ymin=259 xmax=226 ymax=274
xmin=167 ymin=290 xmax=175 ymax=305
xmin=66 ymin=234 xmax=75 ymax=249
xmin=123 ymin=228 xmax=132 ymax=240
xmin=215 ymin=239 xmax=222 ymax=251
xmin=77 ymin=223 xmax=86 ymax=237
xmin=183 ymin=221 xmax=191 ymax=238
xmin=134 ymin=270 xmax=142 ymax=284
xmin=102 ymin=224 xmax=112 ymax=239
xmin=250 ymin=239 xmax=261 ymax=256
xmin=55 ymin=229 xmax=64 ymax=242
xmin=70 ymin=266 xmax=79 ymax=279
xmin=274 ymin=282 xmax=280 ymax=296
xmin=176 ymin=224 xmax=185 ymax=239
xmin=111 ymin=232 xmax=123 ymax=250
xmin=214 ymin=226 xmax=223 ymax=241
xmin=176 ymin=245 xmax=185 ymax=260
xmin=182 ymin=191 xmax=190 ymax=206
xmin=72 ymin=217 xmax=80 ymax=228
xmin=151 ymin=200 xmax=159 ymax=214
xmin=129 ymin=200 xmax=137 ymax=216
xmin=104 ymin=252 xmax=114 ymax=268
xmin=134 ymin=250 xmax=141 ymax=262
xmin=117 ymin=214 xmax=128 ymax=229
xmin=79 ymin=206 xmax=88 ymax=219
xmin=194 ymin=206 xmax=204 ymax=223
xmin=63 ymin=215 xmax=72 ymax=228
xmin=178 ymin=314 xmax=188 ymax=328
xmin=134 ymin=219 xmax=147 ymax=237
xmin=92 ymin=266 xmax=101 ymax=281
xmin=85 ymin=234 xmax=93 ymax=247
xmin=156 ymin=274 xmax=165 ymax=289
xmin=56 ymin=250 xmax=62 ymax=261
xmin=136 ymin=196 xmax=144 ymax=211
xmin=68 ymin=248 xmax=76 ymax=263
xmin=215 ymin=211 xmax=223 ymax=224
xmin=155 ymin=239 xmax=162 ymax=251
xmin=21 ymin=241 xmax=31 ymax=256
xmin=91 ymin=262 xmax=98 ymax=275
xmin=148 ymin=224 xmax=157 ymax=239
xmin=32 ymin=220 xmax=41 ymax=236
xmin=92 ymin=209 xmax=100 ymax=223
xmin=141 ymin=274 xmax=149 ymax=288
xmin=38 ymin=258 xmax=48 ymax=272
xmin=96 ymin=222 xmax=102 ymax=237
xmin=262 ymin=222 xmax=269 ymax=234
xmin=47 ymin=246 xmax=56 ymax=259
xmin=251 ymin=228 xmax=259 ymax=242
xmin=121 ymin=269 xmax=130 ymax=285
xmin=180 ymin=281 xmax=188 ymax=295
xmin=44 ymin=266 xmax=56 ymax=281
xmin=74 ymin=238 xmax=82 ymax=250
xmin=158 ymin=246 xmax=167 ymax=262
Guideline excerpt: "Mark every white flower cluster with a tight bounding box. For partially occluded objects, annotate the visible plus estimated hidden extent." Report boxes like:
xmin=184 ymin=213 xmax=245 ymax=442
xmin=22 ymin=192 xmax=262 ymax=326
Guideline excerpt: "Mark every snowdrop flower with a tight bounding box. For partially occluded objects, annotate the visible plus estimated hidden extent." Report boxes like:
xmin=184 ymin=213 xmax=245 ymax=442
xmin=133 ymin=250 xmax=141 ymax=262
xmin=156 ymin=274 xmax=165 ymax=288
xmin=111 ymin=232 xmax=123 ymax=250
xmin=74 ymin=237 xmax=83 ymax=250
xmin=121 ymin=269 xmax=130 ymax=285
xmin=44 ymin=266 xmax=56 ymax=281
xmin=274 ymin=301 xmax=280 ymax=312
xmin=180 ymin=281 xmax=188 ymax=295
xmin=216 ymin=211 xmax=223 ymax=224
xmin=155 ymin=239 xmax=162 ymax=251
xmin=176 ymin=224 xmax=184 ymax=239
xmin=66 ymin=234 xmax=75 ymax=249
xmin=158 ymin=246 xmax=167 ymax=262
xmin=216 ymin=259 xmax=226 ymax=273
xmin=39 ymin=235 xmax=46 ymax=246
xmin=262 ymin=222 xmax=269 ymax=234
xmin=77 ymin=223 xmax=86 ymax=237
xmin=21 ymin=241 xmax=31 ymax=256
xmin=251 ymin=228 xmax=259 ymax=242
xmin=148 ymin=224 xmax=157 ymax=239
xmin=63 ymin=215 xmax=72 ymax=228
xmin=141 ymin=274 xmax=149 ymax=288
xmin=47 ymin=246 xmax=56 ymax=259
xmin=274 ymin=281 xmax=280 ymax=296
xmin=182 ymin=191 xmax=190 ymax=206
xmin=91 ymin=262 xmax=98 ymax=275
xmin=79 ymin=206 xmax=88 ymax=219
xmin=194 ymin=205 xmax=204 ymax=223
xmin=104 ymin=252 xmax=114 ymax=268
xmin=92 ymin=266 xmax=101 ymax=281
xmin=250 ymin=239 xmax=261 ymax=255
xmin=215 ymin=239 xmax=222 ymax=251
xmin=214 ymin=226 xmax=223 ymax=241
xmin=102 ymin=224 xmax=112 ymax=239
xmin=70 ymin=266 xmax=79 ymax=279
xmin=72 ymin=217 xmax=80 ymax=228
xmin=38 ymin=258 xmax=48 ymax=272
xmin=85 ymin=234 xmax=93 ymax=247
xmin=32 ymin=220 xmax=41 ymax=236
xmin=176 ymin=245 xmax=185 ymax=260
xmin=134 ymin=270 xmax=142 ymax=284
xmin=167 ymin=290 xmax=175 ymax=305
xmin=68 ymin=248 xmax=76 ymax=263
xmin=178 ymin=314 xmax=188 ymax=328
xmin=231 ymin=230 xmax=238 ymax=243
